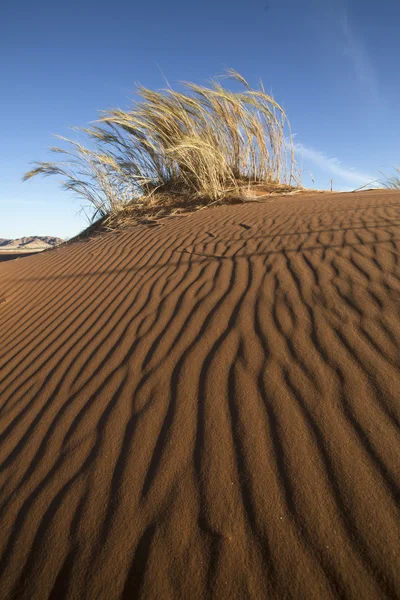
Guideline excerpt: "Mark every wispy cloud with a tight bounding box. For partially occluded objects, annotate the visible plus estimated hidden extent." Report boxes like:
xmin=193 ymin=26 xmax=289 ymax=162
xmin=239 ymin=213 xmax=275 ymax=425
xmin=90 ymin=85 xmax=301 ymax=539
xmin=340 ymin=9 xmax=379 ymax=103
xmin=0 ymin=199 xmax=50 ymax=206
xmin=295 ymin=142 xmax=376 ymax=187
xmin=313 ymin=1 xmax=380 ymax=103
xmin=0 ymin=199 xmax=70 ymax=206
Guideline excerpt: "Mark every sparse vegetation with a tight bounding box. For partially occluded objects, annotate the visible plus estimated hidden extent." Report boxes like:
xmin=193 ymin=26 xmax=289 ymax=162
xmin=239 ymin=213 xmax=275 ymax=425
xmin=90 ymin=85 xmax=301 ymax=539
xmin=382 ymin=167 xmax=400 ymax=190
xmin=24 ymin=70 xmax=298 ymax=226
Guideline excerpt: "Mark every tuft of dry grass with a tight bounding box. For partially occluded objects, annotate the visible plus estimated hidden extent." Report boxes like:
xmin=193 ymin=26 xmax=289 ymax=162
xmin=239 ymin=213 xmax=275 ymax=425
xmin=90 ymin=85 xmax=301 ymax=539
xmin=382 ymin=167 xmax=400 ymax=190
xmin=24 ymin=69 xmax=299 ymax=223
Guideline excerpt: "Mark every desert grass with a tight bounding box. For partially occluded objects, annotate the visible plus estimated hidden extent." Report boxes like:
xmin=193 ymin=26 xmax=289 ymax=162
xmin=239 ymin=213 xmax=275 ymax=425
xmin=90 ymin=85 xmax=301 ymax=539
xmin=382 ymin=167 xmax=400 ymax=190
xmin=24 ymin=69 xmax=298 ymax=224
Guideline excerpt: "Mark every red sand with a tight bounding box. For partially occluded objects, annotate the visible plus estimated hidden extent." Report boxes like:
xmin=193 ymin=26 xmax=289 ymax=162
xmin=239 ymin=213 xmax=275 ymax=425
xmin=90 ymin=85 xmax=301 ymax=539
xmin=0 ymin=190 xmax=399 ymax=599
xmin=0 ymin=252 xmax=42 ymax=263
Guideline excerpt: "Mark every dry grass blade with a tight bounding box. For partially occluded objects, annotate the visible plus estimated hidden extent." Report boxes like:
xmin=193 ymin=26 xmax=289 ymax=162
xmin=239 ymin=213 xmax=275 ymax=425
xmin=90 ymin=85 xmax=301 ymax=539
xmin=382 ymin=167 xmax=400 ymax=190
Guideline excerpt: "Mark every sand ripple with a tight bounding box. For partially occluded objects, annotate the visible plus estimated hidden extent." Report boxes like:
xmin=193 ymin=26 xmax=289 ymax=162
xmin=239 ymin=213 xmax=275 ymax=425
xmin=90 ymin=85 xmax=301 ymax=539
xmin=0 ymin=190 xmax=399 ymax=599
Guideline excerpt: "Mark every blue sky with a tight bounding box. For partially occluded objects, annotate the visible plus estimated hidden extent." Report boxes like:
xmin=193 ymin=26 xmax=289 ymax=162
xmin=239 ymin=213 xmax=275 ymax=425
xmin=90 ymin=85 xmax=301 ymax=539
xmin=1 ymin=0 xmax=399 ymax=239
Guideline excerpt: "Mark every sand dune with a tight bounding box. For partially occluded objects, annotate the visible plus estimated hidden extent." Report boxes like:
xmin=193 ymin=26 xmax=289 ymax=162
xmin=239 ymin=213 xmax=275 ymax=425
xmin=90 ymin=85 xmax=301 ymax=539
xmin=0 ymin=253 xmax=41 ymax=263
xmin=0 ymin=190 xmax=399 ymax=599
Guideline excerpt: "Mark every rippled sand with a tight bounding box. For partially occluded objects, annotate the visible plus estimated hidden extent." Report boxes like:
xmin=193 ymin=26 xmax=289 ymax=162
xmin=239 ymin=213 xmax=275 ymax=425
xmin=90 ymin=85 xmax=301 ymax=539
xmin=0 ymin=190 xmax=399 ymax=599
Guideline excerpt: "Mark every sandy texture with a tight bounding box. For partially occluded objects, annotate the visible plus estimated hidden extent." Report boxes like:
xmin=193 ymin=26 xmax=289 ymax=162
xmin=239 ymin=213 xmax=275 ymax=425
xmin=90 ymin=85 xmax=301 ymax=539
xmin=0 ymin=253 xmax=42 ymax=263
xmin=0 ymin=190 xmax=399 ymax=599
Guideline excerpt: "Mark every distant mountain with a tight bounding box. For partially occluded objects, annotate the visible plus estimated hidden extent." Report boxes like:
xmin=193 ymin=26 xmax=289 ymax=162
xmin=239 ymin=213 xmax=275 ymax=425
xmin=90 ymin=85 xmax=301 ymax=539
xmin=0 ymin=236 xmax=63 ymax=251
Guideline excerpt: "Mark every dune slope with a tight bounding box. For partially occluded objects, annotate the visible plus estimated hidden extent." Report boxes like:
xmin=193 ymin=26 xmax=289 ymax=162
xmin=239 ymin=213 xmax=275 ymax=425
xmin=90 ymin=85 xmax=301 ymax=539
xmin=0 ymin=190 xmax=399 ymax=599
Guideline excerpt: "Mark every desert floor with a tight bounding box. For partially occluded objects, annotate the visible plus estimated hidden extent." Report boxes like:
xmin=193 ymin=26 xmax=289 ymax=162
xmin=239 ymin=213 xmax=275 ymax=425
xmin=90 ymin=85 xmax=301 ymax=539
xmin=0 ymin=190 xmax=399 ymax=599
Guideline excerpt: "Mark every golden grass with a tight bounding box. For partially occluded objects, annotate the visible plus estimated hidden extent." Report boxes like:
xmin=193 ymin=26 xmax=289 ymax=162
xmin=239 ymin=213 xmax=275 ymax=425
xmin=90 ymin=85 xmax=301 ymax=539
xmin=24 ymin=69 xmax=299 ymax=223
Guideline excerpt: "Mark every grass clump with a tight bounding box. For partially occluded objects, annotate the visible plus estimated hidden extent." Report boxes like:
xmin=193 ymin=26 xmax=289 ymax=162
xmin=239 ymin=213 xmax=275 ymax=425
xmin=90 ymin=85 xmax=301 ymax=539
xmin=382 ymin=167 xmax=400 ymax=190
xmin=24 ymin=69 xmax=298 ymax=225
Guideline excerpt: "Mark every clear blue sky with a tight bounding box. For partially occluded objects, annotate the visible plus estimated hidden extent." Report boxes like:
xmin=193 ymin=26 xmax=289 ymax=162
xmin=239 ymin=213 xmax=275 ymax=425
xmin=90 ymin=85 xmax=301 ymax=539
xmin=1 ymin=0 xmax=399 ymax=239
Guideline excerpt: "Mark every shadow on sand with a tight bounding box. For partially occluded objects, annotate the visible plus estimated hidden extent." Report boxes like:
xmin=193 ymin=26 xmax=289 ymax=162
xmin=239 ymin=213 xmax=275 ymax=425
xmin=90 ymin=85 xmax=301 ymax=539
xmin=0 ymin=252 xmax=41 ymax=262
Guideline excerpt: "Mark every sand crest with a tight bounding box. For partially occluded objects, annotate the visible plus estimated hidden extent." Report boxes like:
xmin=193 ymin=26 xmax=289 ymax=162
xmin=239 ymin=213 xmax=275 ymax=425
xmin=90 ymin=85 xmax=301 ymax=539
xmin=0 ymin=190 xmax=399 ymax=599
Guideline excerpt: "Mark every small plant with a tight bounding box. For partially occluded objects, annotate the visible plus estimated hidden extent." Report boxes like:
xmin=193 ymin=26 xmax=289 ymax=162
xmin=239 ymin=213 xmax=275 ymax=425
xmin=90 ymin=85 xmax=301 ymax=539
xmin=24 ymin=70 xmax=298 ymax=223
xmin=382 ymin=167 xmax=400 ymax=190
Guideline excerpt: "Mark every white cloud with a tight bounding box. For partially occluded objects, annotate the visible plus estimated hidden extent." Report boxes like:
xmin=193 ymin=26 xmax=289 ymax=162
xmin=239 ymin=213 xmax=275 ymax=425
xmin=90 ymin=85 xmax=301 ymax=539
xmin=341 ymin=9 xmax=379 ymax=103
xmin=294 ymin=142 xmax=376 ymax=187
